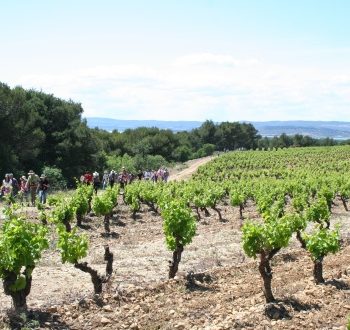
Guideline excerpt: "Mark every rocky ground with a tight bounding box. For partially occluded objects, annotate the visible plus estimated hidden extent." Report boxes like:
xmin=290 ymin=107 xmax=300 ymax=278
xmin=1 ymin=157 xmax=350 ymax=329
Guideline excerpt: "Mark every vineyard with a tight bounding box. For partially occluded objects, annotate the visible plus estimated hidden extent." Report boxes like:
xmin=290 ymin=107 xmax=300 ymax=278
xmin=1 ymin=146 xmax=350 ymax=329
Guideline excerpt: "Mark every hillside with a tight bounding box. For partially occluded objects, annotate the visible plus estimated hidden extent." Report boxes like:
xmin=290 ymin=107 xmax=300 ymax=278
xmin=1 ymin=151 xmax=350 ymax=329
xmin=1 ymin=194 xmax=349 ymax=329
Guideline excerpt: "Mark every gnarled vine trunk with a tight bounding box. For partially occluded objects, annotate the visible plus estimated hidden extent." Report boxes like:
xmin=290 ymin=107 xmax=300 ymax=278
xmin=341 ymin=197 xmax=348 ymax=211
xmin=296 ymin=230 xmax=306 ymax=249
xmin=104 ymin=213 xmax=111 ymax=233
xmin=200 ymin=207 xmax=210 ymax=217
xmin=169 ymin=238 xmax=184 ymax=279
xmin=313 ymin=256 xmax=325 ymax=284
xmin=259 ymin=252 xmax=275 ymax=303
xmin=239 ymin=204 xmax=244 ymax=220
xmin=212 ymin=205 xmax=222 ymax=221
xmin=259 ymin=248 xmax=280 ymax=303
xmin=74 ymin=245 xmax=114 ymax=294
xmin=77 ymin=213 xmax=83 ymax=227
xmin=3 ymin=267 xmax=33 ymax=311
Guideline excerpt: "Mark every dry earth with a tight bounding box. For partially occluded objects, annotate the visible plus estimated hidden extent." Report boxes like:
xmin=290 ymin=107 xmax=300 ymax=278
xmin=1 ymin=158 xmax=350 ymax=329
xmin=168 ymin=156 xmax=215 ymax=182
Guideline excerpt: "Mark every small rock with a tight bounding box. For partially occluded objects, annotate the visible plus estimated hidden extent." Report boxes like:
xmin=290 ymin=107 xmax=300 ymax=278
xmin=101 ymin=316 xmax=112 ymax=325
xmin=130 ymin=323 xmax=139 ymax=330
xmin=47 ymin=306 xmax=58 ymax=313
xmin=103 ymin=304 xmax=113 ymax=312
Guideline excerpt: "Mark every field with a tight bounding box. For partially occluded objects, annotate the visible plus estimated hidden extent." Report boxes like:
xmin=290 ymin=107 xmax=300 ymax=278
xmin=1 ymin=147 xmax=350 ymax=329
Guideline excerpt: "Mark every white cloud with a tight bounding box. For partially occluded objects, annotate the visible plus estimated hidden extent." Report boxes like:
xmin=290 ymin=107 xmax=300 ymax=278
xmin=14 ymin=53 xmax=350 ymax=122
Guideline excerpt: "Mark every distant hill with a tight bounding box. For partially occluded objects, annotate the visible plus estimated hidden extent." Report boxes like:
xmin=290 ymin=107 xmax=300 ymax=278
xmin=86 ymin=117 xmax=350 ymax=139
xmin=253 ymin=121 xmax=350 ymax=140
xmin=86 ymin=117 xmax=202 ymax=132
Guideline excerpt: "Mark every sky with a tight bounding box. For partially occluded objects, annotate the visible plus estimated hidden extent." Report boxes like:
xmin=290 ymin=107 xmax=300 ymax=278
xmin=1 ymin=0 xmax=350 ymax=122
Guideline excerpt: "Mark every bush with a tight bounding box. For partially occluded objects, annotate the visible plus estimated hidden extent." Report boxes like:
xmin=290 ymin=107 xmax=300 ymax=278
xmin=106 ymin=153 xmax=168 ymax=173
xmin=42 ymin=166 xmax=67 ymax=191
xmin=106 ymin=154 xmax=136 ymax=173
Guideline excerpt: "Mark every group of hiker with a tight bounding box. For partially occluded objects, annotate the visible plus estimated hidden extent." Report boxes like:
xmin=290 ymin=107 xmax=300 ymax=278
xmin=0 ymin=170 xmax=49 ymax=206
xmin=81 ymin=167 xmax=170 ymax=193
xmin=0 ymin=166 xmax=170 ymax=205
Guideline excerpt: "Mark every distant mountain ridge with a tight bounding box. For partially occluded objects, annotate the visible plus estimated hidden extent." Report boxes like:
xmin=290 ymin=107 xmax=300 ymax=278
xmin=86 ymin=117 xmax=350 ymax=139
xmin=86 ymin=117 xmax=202 ymax=132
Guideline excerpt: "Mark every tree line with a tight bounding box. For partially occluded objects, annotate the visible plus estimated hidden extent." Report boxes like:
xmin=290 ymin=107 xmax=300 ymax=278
xmin=1 ymin=82 xmax=348 ymax=185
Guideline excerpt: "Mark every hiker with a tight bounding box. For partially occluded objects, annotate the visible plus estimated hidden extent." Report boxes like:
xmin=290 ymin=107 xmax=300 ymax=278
xmin=137 ymin=169 xmax=144 ymax=180
xmin=144 ymin=169 xmax=152 ymax=181
xmin=1 ymin=174 xmax=13 ymax=197
xmin=163 ymin=168 xmax=169 ymax=182
xmin=19 ymin=176 xmax=29 ymax=205
xmin=83 ymin=171 xmax=93 ymax=185
xmin=102 ymin=171 xmax=109 ymax=189
xmin=9 ymin=173 xmax=19 ymax=196
xmin=109 ymin=170 xmax=116 ymax=188
xmin=26 ymin=170 xmax=39 ymax=206
xmin=118 ymin=167 xmax=129 ymax=189
xmin=37 ymin=174 xmax=49 ymax=204
xmin=93 ymin=171 xmax=100 ymax=194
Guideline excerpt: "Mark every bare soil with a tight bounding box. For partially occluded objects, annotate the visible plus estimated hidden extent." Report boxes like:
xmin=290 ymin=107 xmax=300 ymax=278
xmin=1 ymin=158 xmax=350 ymax=329
xmin=168 ymin=156 xmax=214 ymax=182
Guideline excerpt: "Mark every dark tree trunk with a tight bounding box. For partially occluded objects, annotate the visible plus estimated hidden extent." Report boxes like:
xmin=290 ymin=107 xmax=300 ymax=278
xmin=132 ymin=210 xmax=137 ymax=220
xmin=201 ymin=207 xmax=210 ymax=217
xmin=146 ymin=201 xmax=158 ymax=213
xmin=296 ymin=230 xmax=306 ymax=249
xmin=64 ymin=220 xmax=71 ymax=233
xmin=212 ymin=206 xmax=222 ymax=221
xmin=3 ymin=267 xmax=33 ymax=312
xmin=239 ymin=204 xmax=244 ymax=220
xmin=325 ymin=219 xmax=330 ymax=229
xmin=104 ymin=245 xmax=113 ymax=277
xmin=259 ymin=252 xmax=275 ymax=303
xmin=313 ymin=257 xmax=325 ymax=284
xmin=341 ymin=197 xmax=349 ymax=211
xmin=104 ymin=214 xmax=111 ymax=233
xmin=74 ymin=262 xmax=103 ymax=294
xmin=169 ymin=242 xmax=184 ymax=279
xmin=77 ymin=213 xmax=83 ymax=227
xmin=74 ymin=245 xmax=114 ymax=294
xmin=195 ymin=207 xmax=201 ymax=220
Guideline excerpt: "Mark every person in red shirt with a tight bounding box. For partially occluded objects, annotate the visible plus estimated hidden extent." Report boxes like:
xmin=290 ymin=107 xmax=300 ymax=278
xmin=83 ymin=171 xmax=93 ymax=185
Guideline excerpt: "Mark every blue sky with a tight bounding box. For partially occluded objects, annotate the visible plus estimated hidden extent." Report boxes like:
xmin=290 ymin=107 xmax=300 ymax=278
xmin=1 ymin=0 xmax=350 ymax=121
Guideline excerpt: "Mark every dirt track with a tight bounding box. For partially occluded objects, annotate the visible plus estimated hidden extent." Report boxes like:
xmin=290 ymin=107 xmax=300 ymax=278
xmin=169 ymin=156 xmax=214 ymax=181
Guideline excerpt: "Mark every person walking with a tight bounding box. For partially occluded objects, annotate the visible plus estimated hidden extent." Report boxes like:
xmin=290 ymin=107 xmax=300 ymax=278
xmin=1 ymin=174 xmax=12 ymax=197
xmin=37 ymin=174 xmax=49 ymax=204
xmin=102 ymin=171 xmax=109 ymax=189
xmin=93 ymin=171 xmax=100 ymax=194
xmin=9 ymin=173 xmax=19 ymax=197
xmin=19 ymin=176 xmax=29 ymax=205
xmin=109 ymin=170 xmax=115 ymax=188
xmin=26 ymin=170 xmax=39 ymax=206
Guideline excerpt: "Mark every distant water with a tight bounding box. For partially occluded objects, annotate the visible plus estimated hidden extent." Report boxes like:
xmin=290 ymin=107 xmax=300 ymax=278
xmin=86 ymin=117 xmax=350 ymax=139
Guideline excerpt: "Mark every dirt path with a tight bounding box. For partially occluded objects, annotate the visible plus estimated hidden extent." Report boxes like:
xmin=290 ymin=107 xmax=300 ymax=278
xmin=169 ymin=156 xmax=215 ymax=181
